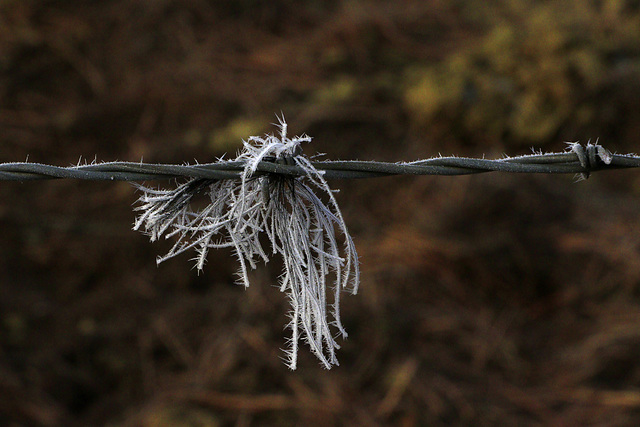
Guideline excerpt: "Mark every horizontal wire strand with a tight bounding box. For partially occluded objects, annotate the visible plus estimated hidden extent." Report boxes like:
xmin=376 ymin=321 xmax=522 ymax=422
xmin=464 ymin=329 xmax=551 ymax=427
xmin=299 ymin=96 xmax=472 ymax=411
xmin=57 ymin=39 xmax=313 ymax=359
xmin=0 ymin=144 xmax=637 ymax=182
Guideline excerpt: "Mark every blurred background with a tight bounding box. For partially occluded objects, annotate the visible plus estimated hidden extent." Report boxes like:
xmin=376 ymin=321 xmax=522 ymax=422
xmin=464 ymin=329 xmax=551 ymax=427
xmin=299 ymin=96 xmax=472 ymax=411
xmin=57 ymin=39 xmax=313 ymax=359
xmin=2 ymin=0 xmax=640 ymax=425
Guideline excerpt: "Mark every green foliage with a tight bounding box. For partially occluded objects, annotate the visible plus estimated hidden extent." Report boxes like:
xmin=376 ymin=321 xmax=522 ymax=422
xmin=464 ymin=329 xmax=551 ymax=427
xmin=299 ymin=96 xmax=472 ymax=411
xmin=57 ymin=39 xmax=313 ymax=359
xmin=208 ymin=117 xmax=269 ymax=153
xmin=404 ymin=0 xmax=640 ymax=145
xmin=311 ymin=76 xmax=358 ymax=106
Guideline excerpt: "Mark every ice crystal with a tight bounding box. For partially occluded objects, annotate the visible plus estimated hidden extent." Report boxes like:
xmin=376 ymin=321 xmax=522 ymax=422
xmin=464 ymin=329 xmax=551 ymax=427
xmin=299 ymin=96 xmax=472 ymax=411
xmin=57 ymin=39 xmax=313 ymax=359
xmin=133 ymin=116 xmax=359 ymax=369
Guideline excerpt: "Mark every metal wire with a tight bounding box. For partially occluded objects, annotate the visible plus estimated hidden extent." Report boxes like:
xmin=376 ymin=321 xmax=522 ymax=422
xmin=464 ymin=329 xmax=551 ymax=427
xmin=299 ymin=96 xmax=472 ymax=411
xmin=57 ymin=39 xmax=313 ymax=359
xmin=0 ymin=143 xmax=638 ymax=181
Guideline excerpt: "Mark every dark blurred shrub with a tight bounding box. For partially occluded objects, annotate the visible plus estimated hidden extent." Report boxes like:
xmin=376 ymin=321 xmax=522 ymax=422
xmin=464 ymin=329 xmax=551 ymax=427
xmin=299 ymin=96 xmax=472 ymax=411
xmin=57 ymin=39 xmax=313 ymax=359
xmin=404 ymin=0 xmax=640 ymax=147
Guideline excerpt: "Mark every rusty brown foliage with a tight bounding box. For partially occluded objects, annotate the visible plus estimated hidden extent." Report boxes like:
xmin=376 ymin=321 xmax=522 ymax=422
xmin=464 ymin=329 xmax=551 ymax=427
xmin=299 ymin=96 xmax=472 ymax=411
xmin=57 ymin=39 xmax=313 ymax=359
xmin=2 ymin=0 xmax=640 ymax=425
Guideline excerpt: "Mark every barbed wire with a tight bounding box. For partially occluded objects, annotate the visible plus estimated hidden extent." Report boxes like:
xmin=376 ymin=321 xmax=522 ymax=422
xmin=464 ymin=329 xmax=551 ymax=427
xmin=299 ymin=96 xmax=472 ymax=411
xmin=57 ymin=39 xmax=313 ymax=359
xmin=0 ymin=142 xmax=637 ymax=182
xmin=2 ymin=133 xmax=637 ymax=369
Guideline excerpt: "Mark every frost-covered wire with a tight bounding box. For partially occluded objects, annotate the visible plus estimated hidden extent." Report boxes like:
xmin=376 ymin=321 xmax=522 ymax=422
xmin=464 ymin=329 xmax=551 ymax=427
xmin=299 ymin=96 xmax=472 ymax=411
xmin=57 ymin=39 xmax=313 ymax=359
xmin=1 ymin=120 xmax=638 ymax=368
xmin=0 ymin=141 xmax=637 ymax=182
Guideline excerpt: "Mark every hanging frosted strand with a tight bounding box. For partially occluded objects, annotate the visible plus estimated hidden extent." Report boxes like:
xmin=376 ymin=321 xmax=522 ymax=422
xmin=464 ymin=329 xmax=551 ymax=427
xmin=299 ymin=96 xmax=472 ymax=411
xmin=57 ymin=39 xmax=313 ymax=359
xmin=133 ymin=116 xmax=359 ymax=369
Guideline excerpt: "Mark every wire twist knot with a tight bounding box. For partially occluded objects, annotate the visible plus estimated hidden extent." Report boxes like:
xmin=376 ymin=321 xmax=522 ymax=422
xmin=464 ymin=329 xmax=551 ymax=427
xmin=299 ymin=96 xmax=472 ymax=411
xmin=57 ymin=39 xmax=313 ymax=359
xmin=263 ymin=144 xmax=302 ymax=167
xmin=567 ymin=141 xmax=613 ymax=180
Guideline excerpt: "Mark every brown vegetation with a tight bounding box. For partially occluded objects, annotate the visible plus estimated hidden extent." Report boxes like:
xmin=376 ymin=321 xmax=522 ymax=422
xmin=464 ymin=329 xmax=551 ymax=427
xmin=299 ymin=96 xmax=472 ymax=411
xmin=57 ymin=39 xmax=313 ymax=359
xmin=2 ymin=0 xmax=640 ymax=425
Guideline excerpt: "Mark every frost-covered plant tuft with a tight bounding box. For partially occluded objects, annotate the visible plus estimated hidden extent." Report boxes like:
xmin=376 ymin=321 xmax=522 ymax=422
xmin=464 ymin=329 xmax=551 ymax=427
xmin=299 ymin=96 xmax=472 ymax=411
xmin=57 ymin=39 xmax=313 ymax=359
xmin=133 ymin=116 xmax=359 ymax=369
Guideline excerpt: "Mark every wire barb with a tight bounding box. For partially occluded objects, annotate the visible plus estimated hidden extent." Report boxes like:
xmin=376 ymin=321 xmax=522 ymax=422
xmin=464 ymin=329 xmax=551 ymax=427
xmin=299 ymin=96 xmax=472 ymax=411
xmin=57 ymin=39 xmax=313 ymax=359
xmin=566 ymin=140 xmax=613 ymax=180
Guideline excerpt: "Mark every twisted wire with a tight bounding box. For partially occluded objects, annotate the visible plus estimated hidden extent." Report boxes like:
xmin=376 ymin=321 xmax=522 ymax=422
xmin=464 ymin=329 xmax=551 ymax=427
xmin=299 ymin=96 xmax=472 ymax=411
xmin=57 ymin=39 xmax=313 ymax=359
xmin=0 ymin=143 xmax=637 ymax=182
